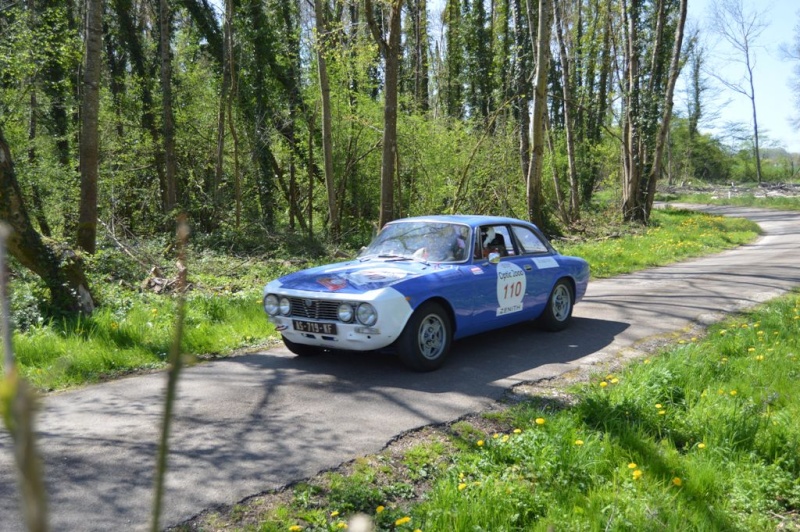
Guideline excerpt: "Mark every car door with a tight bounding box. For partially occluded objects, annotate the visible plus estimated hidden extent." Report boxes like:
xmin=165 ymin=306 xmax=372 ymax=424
xmin=508 ymin=224 xmax=561 ymax=318
xmin=467 ymin=224 xmax=543 ymax=332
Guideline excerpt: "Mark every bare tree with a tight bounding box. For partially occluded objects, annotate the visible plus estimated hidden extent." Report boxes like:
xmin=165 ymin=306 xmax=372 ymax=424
xmin=525 ymin=0 xmax=551 ymax=228
xmin=709 ymin=0 xmax=768 ymax=183
xmin=782 ymin=15 xmax=800 ymax=131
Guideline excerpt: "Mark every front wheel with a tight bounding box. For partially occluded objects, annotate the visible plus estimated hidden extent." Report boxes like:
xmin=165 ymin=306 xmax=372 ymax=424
xmin=397 ymin=301 xmax=452 ymax=371
xmin=283 ymin=336 xmax=325 ymax=357
xmin=540 ymin=279 xmax=574 ymax=332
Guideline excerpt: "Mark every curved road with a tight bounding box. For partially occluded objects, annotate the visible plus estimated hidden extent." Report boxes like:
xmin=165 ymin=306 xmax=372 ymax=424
xmin=1 ymin=205 xmax=799 ymax=530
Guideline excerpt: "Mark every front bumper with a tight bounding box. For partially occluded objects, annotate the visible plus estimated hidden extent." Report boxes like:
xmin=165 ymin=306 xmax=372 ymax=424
xmin=265 ymin=286 xmax=413 ymax=352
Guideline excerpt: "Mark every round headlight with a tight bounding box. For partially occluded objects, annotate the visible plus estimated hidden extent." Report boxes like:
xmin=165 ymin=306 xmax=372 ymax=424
xmin=279 ymin=297 xmax=292 ymax=316
xmin=356 ymin=303 xmax=378 ymax=326
xmin=338 ymin=303 xmax=354 ymax=322
xmin=264 ymin=294 xmax=279 ymax=315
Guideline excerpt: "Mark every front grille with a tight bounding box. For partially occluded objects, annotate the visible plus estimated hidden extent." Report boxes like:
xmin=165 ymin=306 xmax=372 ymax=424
xmin=288 ymin=297 xmax=340 ymax=321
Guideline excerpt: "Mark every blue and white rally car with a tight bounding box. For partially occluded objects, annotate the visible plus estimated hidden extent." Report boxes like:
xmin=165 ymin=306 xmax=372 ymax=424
xmin=263 ymin=215 xmax=589 ymax=371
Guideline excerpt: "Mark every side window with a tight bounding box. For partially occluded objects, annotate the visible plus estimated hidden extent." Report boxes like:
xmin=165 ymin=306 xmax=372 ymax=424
xmin=511 ymin=225 xmax=549 ymax=254
xmin=476 ymin=225 xmax=515 ymax=258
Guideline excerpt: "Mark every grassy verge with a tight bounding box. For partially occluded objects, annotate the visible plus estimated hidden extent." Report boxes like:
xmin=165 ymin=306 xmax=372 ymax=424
xmin=557 ymin=207 xmax=760 ymax=278
xmin=182 ymin=291 xmax=800 ymax=531
xmin=6 ymin=208 xmax=760 ymax=391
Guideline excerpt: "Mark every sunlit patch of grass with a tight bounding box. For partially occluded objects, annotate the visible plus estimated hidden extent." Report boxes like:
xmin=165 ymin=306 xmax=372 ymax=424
xmin=559 ymin=208 xmax=760 ymax=278
xmin=12 ymin=293 xmax=275 ymax=390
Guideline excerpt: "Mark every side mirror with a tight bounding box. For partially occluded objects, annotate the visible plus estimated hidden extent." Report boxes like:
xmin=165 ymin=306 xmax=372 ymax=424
xmin=488 ymin=252 xmax=501 ymax=264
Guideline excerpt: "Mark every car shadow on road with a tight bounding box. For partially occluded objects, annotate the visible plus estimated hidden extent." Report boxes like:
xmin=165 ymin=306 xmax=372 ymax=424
xmin=229 ymin=316 xmax=628 ymax=398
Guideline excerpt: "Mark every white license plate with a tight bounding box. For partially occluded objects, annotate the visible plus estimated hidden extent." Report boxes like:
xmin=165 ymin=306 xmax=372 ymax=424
xmin=292 ymin=320 xmax=338 ymax=335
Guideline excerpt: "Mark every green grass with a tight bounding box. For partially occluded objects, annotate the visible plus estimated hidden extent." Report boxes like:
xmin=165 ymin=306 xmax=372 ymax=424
xmin=183 ymin=292 xmax=800 ymax=531
xmin=558 ymin=208 xmax=760 ymax=278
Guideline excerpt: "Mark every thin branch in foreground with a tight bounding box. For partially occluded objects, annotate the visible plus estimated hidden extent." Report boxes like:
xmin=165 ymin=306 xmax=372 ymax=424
xmin=150 ymin=216 xmax=190 ymax=532
xmin=0 ymin=223 xmax=49 ymax=532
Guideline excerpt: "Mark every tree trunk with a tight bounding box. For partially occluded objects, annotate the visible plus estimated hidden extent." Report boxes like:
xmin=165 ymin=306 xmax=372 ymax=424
xmin=366 ymin=0 xmax=404 ymax=229
xmin=77 ymin=0 xmax=103 ymax=254
xmin=1 ymin=130 xmax=94 ymax=315
xmin=552 ymin=0 xmax=580 ymax=222
xmin=526 ymin=0 xmax=551 ymax=228
xmin=160 ymin=0 xmax=178 ymax=214
xmin=314 ymin=0 xmax=339 ymax=241
xmin=621 ymin=0 xmax=644 ymax=222
xmin=645 ymin=0 xmax=687 ymax=215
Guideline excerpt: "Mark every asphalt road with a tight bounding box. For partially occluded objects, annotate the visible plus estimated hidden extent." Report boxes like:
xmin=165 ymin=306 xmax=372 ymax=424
xmin=1 ymin=205 xmax=799 ymax=531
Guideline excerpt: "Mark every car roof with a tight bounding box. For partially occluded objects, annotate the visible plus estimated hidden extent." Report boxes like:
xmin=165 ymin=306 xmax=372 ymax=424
xmin=386 ymin=214 xmax=536 ymax=230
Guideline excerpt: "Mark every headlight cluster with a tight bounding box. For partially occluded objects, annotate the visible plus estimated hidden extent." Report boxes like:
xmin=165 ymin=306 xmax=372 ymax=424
xmin=263 ymin=294 xmax=291 ymax=316
xmin=336 ymin=302 xmax=378 ymax=325
xmin=263 ymin=294 xmax=377 ymax=325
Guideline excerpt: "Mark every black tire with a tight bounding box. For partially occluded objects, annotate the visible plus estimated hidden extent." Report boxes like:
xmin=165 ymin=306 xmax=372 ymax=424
xmin=540 ymin=279 xmax=574 ymax=332
xmin=282 ymin=336 xmax=325 ymax=357
xmin=397 ymin=301 xmax=452 ymax=371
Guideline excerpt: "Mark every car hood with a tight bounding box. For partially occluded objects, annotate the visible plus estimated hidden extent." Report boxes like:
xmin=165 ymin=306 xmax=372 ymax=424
xmin=273 ymin=259 xmax=453 ymax=294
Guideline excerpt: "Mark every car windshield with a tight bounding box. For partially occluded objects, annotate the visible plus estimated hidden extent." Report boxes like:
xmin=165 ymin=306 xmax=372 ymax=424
xmin=359 ymin=221 xmax=471 ymax=263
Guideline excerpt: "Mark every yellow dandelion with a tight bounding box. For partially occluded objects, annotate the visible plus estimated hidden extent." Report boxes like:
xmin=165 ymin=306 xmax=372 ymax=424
xmin=477 ymin=439 xmax=484 ymax=447
xmin=611 ymin=378 xmax=619 ymax=384
xmin=658 ymin=410 xmax=666 ymax=415
xmin=502 ymin=435 xmax=509 ymax=442
xmin=748 ymin=347 xmax=756 ymax=353
xmin=719 ymin=330 xmax=727 ymax=335
xmin=289 ymin=526 xmax=303 ymax=532
xmin=331 ymin=511 xmax=340 ymax=518
xmin=628 ymin=462 xmax=637 ymax=469
xmin=606 ymin=374 xmax=614 ymax=380
xmin=376 ymin=505 xmax=385 ymax=514
xmin=575 ymin=439 xmax=584 ymax=446
xmin=644 ymin=358 xmax=651 ymax=364
xmin=337 ymin=523 xmax=347 ymax=530
xmin=697 ymin=442 xmax=706 ymax=449
xmin=151 ymin=308 xmax=158 ymax=314
xmin=535 ymin=418 xmax=546 ymax=425
xmin=632 ymin=469 xmax=643 ymax=480
xmin=730 ymin=390 xmax=738 ymax=396
xmin=600 ymin=381 xmax=608 ymax=388
xmin=672 ymin=477 xmax=683 ymax=486
xmin=493 ymin=433 xmax=500 ymax=439
xmin=395 ymin=516 xmax=412 ymax=526
xmin=756 ymin=355 xmax=764 ymax=362
xmin=655 ymin=403 xmax=663 ymax=409
xmin=458 ymin=483 xmax=467 ymax=491
xmin=513 ymin=428 xmax=522 ymax=434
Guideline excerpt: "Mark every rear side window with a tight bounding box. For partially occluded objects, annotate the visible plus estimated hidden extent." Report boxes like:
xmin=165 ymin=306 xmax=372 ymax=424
xmin=511 ymin=225 xmax=549 ymax=254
